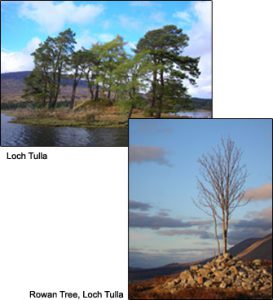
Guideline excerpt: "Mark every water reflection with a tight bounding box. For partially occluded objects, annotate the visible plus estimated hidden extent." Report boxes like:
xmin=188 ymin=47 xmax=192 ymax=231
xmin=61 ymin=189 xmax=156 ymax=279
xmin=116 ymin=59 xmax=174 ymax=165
xmin=1 ymin=114 xmax=128 ymax=147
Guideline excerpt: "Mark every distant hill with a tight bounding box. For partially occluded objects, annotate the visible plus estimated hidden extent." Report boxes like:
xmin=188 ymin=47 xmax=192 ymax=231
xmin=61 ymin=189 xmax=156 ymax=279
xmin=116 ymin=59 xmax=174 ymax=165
xmin=237 ymin=234 xmax=272 ymax=261
xmin=191 ymin=97 xmax=212 ymax=110
xmin=228 ymin=238 xmax=261 ymax=257
xmin=129 ymin=233 xmax=272 ymax=282
xmin=1 ymin=71 xmax=89 ymax=104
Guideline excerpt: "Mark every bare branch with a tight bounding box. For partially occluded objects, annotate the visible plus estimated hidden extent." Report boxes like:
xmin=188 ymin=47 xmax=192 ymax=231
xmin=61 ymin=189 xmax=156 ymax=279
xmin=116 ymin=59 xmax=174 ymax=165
xmin=195 ymin=137 xmax=248 ymax=254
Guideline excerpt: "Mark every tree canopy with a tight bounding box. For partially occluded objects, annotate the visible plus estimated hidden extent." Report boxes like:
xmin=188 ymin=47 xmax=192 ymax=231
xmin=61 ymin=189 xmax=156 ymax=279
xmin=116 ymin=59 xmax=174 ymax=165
xmin=23 ymin=25 xmax=200 ymax=115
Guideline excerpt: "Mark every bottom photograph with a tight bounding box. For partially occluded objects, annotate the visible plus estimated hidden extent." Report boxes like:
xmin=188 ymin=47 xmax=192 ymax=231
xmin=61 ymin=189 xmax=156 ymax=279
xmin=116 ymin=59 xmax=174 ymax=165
xmin=128 ymin=118 xmax=272 ymax=299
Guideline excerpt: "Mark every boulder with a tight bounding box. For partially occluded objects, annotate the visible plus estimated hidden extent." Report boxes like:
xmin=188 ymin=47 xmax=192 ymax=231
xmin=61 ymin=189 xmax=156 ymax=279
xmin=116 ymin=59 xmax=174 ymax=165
xmin=162 ymin=255 xmax=272 ymax=292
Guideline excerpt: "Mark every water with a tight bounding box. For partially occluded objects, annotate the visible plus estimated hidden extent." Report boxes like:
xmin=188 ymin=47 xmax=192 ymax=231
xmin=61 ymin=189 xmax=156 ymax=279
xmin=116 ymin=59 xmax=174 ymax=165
xmin=1 ymin=114 xmax=128 ymax=147
xmin=174 ymin=111 xmax=212 ymax=118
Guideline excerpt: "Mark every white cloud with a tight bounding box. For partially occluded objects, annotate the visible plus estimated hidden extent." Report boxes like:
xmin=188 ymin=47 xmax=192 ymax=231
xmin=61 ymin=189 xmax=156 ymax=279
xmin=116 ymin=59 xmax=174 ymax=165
xmin=119 ymin=15 xmax=141 ymax=30
xmin=175 ymin=2 xmax=212 ymax=98
xmin=25 ymin=37 xmax=42 ymax=53
xmin=98 ymin=33 xmax=115 ymax=43
xmin=19 ymin=1 xmax=104 ymax=34
xmin=173 ymin=11 xmax=192 ymax=25
xmin=1 ymin=37 xmax=41 ymax=73
xmin=76 ymin=30 xmax=97 ymax=50
xmin=130 ymin=1 xmax=153 ymax=7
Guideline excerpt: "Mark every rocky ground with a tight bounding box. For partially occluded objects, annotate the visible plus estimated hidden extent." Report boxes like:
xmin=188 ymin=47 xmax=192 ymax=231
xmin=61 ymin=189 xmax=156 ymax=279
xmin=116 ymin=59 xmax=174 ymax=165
xmin=163 ymin=253 xmax=272 ymax=292
xmin=129 ymin=254 xmax=272 ymax=299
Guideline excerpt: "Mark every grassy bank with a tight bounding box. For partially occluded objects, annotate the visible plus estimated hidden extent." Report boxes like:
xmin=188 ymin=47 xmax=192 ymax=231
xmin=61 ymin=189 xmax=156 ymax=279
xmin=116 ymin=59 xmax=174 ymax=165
xmin=4 ymin=106 xmax=128 ymax=128
xmin=2 ymin=100 xmax=194 ymax=128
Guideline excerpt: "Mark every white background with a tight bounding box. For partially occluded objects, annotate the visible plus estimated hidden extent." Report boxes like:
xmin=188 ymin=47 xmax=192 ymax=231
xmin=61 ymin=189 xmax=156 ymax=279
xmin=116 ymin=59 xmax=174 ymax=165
xmin=213 ymin=0 xmax=273 ymax=117
xmin=0 ymin=0 xmax=273 ymax=300
xmin=0 ymin=148 xmax=128 ymax=299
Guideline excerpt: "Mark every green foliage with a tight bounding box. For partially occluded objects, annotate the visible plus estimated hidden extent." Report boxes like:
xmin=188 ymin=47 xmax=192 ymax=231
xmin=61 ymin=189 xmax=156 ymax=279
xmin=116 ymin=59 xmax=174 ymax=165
xmin=136 ymin=25 xmax=200 ymax=117
xmin=23 ymin=25 xmax=203 ymax=117
xmin=26 ymin=28 xmax=76 ymax=108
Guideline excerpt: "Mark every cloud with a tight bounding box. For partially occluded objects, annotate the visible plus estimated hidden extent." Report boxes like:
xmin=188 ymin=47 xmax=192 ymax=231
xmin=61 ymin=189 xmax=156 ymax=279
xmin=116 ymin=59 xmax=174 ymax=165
xmin=130 ymin=200 xmax=152 ymax=211
xmin=19 ymin=1 xmax=104 ymax=34
xmin=118 ymin=15 xmax=141 ymax=30
xmin=247 ymin=207 xmax=272 ymax=219
xmin=174 ymin=2 xmax=212 ymax=98
xmin=228 ymin=208 xmax=272 ymax=245
xmin=76 ymin=31 xmax=116 ymax=50
xmin=158 ymin=229 xmax=214 ymax=239
xmin=1 ymin=37 xmax=41 ymax=73
xmin=129 ymin=247 xmax=215 ymax=268
xmin=130 ymin=1 xmax=153 ymax=7
xmin=130 ymin=211 xmax=211 ymax=230
xmin=75 ymin=30 xmax=97 ymax=50
xmin=129 ymin=145 xmax=171 ymax=166
xmin=97 ymin=33 xmax=115 ymax=43
xmin=244 ymin=183 xmax=272 ymax=200
xmin=130 ymin=211 xmax=187 ymax=229
xmin=173 ymin=11 xmax=192 ymax=25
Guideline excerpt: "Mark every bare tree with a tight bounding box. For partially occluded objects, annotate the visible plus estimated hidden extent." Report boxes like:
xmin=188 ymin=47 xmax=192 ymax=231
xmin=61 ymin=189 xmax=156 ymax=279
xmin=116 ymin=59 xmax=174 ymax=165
xmin=195 ymin=138 xmax=249 ymax=254
xmin=194 ymin=194 xmax=221 ymax=256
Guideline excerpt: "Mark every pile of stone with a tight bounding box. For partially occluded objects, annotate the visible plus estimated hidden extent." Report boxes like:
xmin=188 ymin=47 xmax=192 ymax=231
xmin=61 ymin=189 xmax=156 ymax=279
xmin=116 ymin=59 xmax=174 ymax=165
xmin=163 ymin=253 xmax=272 ymax=293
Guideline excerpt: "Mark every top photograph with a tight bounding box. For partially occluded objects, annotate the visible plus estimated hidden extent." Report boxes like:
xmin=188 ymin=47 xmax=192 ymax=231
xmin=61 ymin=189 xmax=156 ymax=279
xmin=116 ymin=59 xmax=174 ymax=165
xmin=1 ymin=1 xmax=212 ymax=147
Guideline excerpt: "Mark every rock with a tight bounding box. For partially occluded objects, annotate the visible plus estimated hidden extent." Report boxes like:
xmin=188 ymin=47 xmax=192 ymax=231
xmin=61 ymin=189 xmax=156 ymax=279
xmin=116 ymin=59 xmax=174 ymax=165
xmin=174 ymin=278 xmax=181 ymax=285
xmin=198 ymin=268 xmax=210 ymax=278
xmin=214 ymin=271 xmax=224 ymax=279
xmin=230 ymin=266 xmax=238 ymax=275
xmin=253 ymin=259 xmax=262 ymax=266
xmin=190 ymin=265 xmax=199 ymax=271
xmin=180 ymin=270 xmax=193 ymax=281
xmin=204 ymin=280 xmax=213 ymax=287
xmin=197 ymin=276 xmax=204 ymax=285
xmin=166 ymin=256 xmax=272 ymax=292
xmin=242 ymin=282 xmax=253 ymax=291
xmin=219 ymin=282 xmax=227 ymax=288
xmin=223 ymin=253 xmax=232 ymax=259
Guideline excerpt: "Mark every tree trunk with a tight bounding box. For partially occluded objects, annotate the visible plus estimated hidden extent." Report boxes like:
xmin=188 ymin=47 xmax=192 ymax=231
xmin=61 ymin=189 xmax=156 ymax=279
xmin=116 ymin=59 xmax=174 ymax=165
xmin=128 ymin=103 xmax=135 ymax=118
xmin=88 ymin=82 xmax=94 ymax=100
xmin=223 ymin=228 xmax=228 ymax=254
xmin=212 ymin=209 xmax=221 ymax=256
xmin=52 ymin=67 xmax=62 ymax=108
xmin=107 ymin=88 xmax=111 ymax=99
xmin=70 ymin=80 xmax=78 ymax=109
xmin=155 ymin=68 xmax=164 ymax=118
xmin=222 ymin=211 xmax=227 ymax=254
xmin=95 ymin=83 xmax=99 ymax=100
xmin=150 ymin=62 xmax=157 ymax=116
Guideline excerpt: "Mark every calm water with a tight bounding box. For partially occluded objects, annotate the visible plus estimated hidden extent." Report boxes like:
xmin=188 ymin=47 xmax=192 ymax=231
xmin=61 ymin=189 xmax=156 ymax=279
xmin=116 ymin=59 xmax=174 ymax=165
xmin=1 ymin=114 xmax=128 ymax=147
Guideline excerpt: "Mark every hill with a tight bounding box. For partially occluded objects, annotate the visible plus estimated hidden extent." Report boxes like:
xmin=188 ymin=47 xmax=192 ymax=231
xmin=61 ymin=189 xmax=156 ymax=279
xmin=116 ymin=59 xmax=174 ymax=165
xmin=237 ymin=234 xmax=272 ymax=261
xmin=1 ymin=71 xmax=90 ymax=105
xmin=129 ymin=233 xmax=272 ymax=282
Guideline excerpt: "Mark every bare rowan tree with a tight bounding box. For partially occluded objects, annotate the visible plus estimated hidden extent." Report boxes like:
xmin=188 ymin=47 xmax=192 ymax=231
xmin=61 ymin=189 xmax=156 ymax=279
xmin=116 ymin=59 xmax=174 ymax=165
xmin=195 ymin=138 xmax=249 ymax=254
xmin=193 ymin=193 xmax=221 ymax=256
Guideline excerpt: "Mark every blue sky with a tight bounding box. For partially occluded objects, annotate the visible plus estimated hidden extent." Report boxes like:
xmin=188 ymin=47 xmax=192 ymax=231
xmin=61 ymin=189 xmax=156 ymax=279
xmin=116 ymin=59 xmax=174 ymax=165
xmin=129 ymin=119 xmax=272 ymax=268
xmin=1 ymin=1 xmax=211 ymax=98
